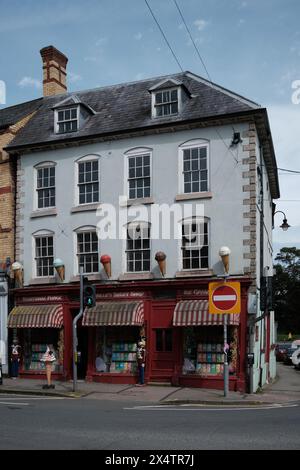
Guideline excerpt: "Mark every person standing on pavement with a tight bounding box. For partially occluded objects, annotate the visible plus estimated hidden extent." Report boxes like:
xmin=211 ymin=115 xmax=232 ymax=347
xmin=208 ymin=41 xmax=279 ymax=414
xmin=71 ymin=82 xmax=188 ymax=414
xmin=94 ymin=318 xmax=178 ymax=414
xmin=136 ymin=340 xmax=146 ymax=386
xmin=10 ymin=339 xmax=21 ymax=379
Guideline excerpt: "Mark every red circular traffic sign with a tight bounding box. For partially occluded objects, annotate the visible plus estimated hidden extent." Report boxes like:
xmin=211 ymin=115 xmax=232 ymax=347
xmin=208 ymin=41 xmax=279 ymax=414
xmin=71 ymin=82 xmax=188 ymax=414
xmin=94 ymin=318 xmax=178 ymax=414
xmin=212 ymin=285 xmax=238 ymax=311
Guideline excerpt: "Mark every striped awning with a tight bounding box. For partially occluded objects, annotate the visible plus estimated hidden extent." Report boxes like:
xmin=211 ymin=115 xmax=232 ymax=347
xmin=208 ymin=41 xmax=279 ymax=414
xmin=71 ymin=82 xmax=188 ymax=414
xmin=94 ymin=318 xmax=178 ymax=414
xmin=7 ymin=305 xmax=64 ymax=328
xmin=173 ymin=300 xmax=240 ymax=326
xmin=82 ymin=301 xmax=144 ymax=327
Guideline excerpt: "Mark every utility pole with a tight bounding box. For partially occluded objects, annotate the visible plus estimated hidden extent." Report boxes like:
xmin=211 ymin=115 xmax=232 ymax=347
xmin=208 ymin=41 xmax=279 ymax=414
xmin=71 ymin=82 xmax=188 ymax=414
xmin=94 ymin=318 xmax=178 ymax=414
xmin=72 ymin=266 xmax=84 ymax=392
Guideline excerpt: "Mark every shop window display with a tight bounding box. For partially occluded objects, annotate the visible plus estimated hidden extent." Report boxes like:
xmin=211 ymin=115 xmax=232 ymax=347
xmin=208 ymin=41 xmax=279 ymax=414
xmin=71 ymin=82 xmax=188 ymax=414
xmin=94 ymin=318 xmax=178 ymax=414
xmin=95 ymin=326 xmax=141 ymax=374
xmin=182 ymin=326 xmax=238 ymax=376
xmin=23 ymin=329 xmax=63 ymax=373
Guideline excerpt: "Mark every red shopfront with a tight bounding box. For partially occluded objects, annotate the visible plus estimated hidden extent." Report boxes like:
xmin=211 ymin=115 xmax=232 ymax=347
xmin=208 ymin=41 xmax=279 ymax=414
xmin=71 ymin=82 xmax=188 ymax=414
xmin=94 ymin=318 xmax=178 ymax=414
xmin=7 ymin=299 xmax=73 ymax=380
xmin=9 ymin=278 xmax=249 ymax=391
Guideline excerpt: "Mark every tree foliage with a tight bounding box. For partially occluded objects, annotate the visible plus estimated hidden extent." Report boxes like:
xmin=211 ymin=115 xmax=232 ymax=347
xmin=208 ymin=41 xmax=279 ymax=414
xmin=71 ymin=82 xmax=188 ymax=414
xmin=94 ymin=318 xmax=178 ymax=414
xmin=273 ymin=247 xmax=300 ymax=333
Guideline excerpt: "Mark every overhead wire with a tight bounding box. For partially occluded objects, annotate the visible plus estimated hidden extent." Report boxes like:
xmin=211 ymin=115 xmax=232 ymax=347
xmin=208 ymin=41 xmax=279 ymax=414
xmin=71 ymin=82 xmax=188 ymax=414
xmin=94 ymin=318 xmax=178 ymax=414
xmin=144 ymin=0 xmax=239 ymax=164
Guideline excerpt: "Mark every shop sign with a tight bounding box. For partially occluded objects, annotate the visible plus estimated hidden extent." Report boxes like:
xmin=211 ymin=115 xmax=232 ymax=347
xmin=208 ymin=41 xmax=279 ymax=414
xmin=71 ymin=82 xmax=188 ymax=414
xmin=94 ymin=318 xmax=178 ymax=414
xmin=96 ymin=292 xmax=144 ymax=299
xmin=209 ymin=282 xmax=241 ymax=314
xmin=21 ymin=296 xmax=64 ymax=303
xmin=183 ymin=289 xmax=208 ymax=296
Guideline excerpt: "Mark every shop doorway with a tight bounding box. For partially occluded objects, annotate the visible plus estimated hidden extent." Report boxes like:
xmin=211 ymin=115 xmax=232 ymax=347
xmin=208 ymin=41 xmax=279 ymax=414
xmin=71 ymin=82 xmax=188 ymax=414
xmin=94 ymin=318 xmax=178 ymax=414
xmin=77 ymin=328 xmax=88 ymax=380
xmin=150 ymin=328 xmax=175 ymax=382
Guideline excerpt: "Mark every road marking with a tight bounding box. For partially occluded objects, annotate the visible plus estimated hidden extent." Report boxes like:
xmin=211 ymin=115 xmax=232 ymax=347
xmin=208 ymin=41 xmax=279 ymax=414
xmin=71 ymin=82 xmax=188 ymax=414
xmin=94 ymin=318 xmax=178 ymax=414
xmin=124 ymin=403 xmax=299 ymax=411
xmin=0 ymin=401 xmax=29 ymax=406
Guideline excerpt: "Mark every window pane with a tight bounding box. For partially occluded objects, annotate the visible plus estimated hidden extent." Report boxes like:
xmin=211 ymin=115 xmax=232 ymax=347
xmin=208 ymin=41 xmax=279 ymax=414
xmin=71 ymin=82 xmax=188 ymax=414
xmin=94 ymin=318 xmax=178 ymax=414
xmin=65 ymin=109 xmax=71 ymax=120
xmin=71 ymin=108 xmax=77 ymax=119
xmin=165 ymin=330 xmax=173 ymax=351
xmin=156 ymin=330 xmax=163 ymax=351
xmin=155 ymin=92 xmax=162 ymax=104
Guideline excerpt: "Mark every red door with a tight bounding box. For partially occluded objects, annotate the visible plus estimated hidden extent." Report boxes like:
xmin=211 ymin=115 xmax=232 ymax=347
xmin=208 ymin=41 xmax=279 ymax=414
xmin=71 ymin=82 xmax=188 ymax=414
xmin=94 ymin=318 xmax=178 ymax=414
xmin=150 ymin=328 xmax=175 ymax=382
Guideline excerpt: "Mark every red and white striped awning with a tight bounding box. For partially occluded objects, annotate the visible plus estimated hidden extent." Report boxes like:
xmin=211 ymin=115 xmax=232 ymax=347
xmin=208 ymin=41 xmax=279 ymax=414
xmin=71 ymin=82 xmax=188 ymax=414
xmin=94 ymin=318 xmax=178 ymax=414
xmin=173 ymin=300 xmax=239 ymax=326
xmin=7 ymin=305 xmax=64 ymax=328
xmin=82 ymin=301 xmax=144 ymax=326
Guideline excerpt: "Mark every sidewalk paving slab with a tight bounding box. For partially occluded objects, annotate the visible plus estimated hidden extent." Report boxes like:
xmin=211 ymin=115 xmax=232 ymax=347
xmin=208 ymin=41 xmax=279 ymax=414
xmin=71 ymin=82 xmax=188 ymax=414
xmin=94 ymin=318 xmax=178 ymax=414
xmin=0 ymin=363 xmax=299 ymax=405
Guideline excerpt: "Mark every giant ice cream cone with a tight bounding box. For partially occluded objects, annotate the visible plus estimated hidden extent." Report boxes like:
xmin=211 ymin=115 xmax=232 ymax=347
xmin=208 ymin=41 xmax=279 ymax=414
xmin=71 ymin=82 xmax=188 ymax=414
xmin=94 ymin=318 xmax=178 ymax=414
xmin=100 ymin=254 xmax=111 ymax=278
xmin=155 ymin=251 xmax=167 ymax=276
xmin=12 ymin=262 xmax=23 ymax=287
xmin=219 ymin=247 xmax=231 ymax=274
xmin=53 ymin=258 xmax=65 ymax=281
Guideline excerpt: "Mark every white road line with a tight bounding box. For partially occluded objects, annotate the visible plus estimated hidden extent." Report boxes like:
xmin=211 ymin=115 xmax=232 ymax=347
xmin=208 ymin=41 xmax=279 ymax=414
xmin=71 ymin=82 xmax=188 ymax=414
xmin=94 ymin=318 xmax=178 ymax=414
xmin=124 ymin=404 xmax=299 ymax=411
xmin=0 ymin=401 xmax=29 ymax=406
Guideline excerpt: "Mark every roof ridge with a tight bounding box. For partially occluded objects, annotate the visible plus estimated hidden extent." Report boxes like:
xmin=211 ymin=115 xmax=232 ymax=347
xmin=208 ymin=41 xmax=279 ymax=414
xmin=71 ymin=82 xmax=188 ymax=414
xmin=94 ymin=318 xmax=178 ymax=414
xmin=0 ymin=97 xmax=43 ymax=113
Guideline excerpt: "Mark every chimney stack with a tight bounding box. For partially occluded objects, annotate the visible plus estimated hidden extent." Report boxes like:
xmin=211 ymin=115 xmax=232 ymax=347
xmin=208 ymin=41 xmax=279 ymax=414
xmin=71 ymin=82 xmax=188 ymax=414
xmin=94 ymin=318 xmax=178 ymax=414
xmin=40 ymin=46 xmax=68 ymax=97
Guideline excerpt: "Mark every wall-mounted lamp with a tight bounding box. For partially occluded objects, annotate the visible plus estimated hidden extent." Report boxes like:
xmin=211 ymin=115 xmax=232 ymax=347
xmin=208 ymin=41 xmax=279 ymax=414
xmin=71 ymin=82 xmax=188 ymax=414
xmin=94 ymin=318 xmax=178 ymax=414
xmin=274 ymin=210 xmax=290 ymax=231
xmin=230 ymin=132 xmax=243 ymax=147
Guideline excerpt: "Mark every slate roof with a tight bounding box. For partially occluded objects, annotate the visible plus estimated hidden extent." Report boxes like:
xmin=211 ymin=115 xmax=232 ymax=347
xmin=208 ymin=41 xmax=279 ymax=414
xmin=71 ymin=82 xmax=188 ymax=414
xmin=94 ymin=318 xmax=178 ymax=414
xmin=0 ymin=71 xmax=279 ymax=198
xmin=4 ymin=72 xmax=260 ymax=150
xmin=0 ymin=98 xmax=42 ymax=130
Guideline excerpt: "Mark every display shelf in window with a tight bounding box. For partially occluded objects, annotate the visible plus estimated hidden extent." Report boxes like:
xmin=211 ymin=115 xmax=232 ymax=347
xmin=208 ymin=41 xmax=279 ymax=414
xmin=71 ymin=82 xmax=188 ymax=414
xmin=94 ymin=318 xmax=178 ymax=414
xmin=110 ymin=342 xmax=137 ymax=374
xmin=196 ymin=342 xmax=224 ymax=376
xmin=26 ymin=343 xmax=59 ymax=372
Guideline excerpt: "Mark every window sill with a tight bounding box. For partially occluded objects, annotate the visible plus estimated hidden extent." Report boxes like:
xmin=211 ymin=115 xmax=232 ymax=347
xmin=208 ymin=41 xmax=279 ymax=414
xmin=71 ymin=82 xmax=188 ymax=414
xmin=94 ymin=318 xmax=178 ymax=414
xmin=176 ymin=270 xmax=213 ymax=278
xmin=119 ymin=273 xmax=154 ymax=281
xmin=71 ymin=203 xmax=100 ymax=213
xmin=120 ymin=197 xmax=155 ymax=207
xmin=175 ymin=192 xmax=212 ymax=201
xmin=70 ymin=274 xmax=102 ymax=282
xmin=29 ymin=277 xmax=57 ymax=285
xmin=30 ymin=208 xmax=57 ymax=218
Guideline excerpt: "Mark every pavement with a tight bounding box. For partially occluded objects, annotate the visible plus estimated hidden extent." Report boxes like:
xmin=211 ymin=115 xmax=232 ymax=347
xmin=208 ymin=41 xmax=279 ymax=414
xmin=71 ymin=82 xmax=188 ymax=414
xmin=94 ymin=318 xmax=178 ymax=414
xmin=0 ymin=363 xmax=299 ymax=406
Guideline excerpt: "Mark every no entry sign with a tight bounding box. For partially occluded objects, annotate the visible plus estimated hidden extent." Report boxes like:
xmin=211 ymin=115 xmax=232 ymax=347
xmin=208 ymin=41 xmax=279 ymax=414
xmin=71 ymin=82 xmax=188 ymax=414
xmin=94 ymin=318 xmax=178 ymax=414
xmin=209 ymin=281 xmax=241 ymax=314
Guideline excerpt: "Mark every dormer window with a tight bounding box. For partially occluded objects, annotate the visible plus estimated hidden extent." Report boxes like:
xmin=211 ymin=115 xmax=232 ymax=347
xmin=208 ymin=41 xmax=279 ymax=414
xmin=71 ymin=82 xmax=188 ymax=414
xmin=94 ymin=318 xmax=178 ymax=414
xmin=53 ymin=95 xmax=96 ymax=135
xmin=149 ymin=78 xmax=191 ymax=119
xmin=56 ymin=107 xmax=78 ymax=133
xmin=155 ymin=88 xmax=178 ymax=117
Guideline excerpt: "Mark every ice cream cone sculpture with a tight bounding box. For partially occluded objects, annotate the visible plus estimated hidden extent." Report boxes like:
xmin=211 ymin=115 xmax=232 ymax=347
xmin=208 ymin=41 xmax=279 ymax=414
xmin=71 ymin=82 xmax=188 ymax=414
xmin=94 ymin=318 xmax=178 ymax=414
xmin=100 ymin=254 xmax=112 ymax=278
xmin=53 ymin=258 xmax=65 ymax=281
xmin=219 ymin=246 xmax=231 ymax=274
xmin=12 ymin=262 xmax=23 ymax=287
xmin=155 ymin=251 xmax=167 ymax=276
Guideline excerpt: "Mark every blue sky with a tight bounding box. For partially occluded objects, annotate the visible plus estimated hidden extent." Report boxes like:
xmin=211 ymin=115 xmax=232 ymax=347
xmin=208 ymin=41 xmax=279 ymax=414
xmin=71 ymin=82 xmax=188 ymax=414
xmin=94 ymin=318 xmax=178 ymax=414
xmin=0 ymin=0 xmax=299 ymax=255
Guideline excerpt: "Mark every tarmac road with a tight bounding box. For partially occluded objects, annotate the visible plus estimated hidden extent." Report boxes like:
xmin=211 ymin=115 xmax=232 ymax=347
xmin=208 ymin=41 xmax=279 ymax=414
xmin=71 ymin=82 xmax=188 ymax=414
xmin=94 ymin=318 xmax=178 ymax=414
xmin=0 ymin=394 xmax=299 ymax=450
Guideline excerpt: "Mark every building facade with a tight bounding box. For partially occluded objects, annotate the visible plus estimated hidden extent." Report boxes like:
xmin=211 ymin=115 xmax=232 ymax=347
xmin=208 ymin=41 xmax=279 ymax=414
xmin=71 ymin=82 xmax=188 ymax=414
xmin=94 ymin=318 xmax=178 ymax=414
xmin=3 ymin=46 xmax=280 ymax=391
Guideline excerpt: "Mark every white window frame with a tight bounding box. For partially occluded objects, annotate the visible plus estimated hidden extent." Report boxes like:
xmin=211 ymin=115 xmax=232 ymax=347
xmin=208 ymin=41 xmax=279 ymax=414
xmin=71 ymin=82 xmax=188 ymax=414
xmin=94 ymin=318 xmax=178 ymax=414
xmin=124 ymin=148 xmax=152 ymax=200
xmin=32 ymin=229 xmax=55 ymax=278
xmin=34 ymin=162 xmax=56 ymax=211
xmin=151 ymin=87 xmax=181 ymax=118
xmin=178 ymin=139 xmax=210 ymax=195
xmin=180 ymin=217 xmax=210 ymax=271
xmin=55 ymin=106 xmax=79 ymax=134
xmin=75 ymin=154 xmax=100 ymax=206
xmin=124 ymin=222 xmax=151 ymax=273
xmin=74 ymin=226 xmax=99 ymax=275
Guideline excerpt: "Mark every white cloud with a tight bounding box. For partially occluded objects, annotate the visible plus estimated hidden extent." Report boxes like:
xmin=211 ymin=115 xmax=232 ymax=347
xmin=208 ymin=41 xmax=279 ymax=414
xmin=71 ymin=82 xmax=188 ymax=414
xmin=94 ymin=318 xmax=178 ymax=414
xmin=18 ymin=76 xmax=42 ymax=89
xmin=194 ymin=19 xmax=208 ymax=31
xmin=238 ymin=19 xmax=246 ymax=26
xmin=68 ymin=72 xmax=82 ymax=83
xmin=95 ymin=37 xmax=108 ymax=46
xmin=134 ymin=32 xmax=143 ymax=41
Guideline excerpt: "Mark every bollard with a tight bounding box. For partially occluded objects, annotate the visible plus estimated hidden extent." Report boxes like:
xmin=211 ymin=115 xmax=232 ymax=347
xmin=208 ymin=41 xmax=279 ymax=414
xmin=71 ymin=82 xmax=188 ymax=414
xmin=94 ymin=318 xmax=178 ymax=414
xmin=0 ymin=360 xmax=3 ymax=385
